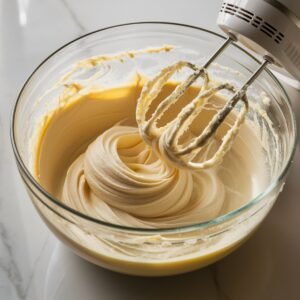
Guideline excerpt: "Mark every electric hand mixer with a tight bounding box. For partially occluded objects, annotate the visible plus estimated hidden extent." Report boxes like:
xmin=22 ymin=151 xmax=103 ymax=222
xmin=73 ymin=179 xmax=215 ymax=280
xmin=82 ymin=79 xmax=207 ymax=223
xmin=137 ymin=0 xmax=300 ymax=170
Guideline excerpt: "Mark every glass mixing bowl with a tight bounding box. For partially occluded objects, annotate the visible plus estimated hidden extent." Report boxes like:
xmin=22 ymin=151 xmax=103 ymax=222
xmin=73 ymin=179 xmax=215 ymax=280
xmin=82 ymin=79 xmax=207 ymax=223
xmin=11 ymin=23 xmax=297 ymax=276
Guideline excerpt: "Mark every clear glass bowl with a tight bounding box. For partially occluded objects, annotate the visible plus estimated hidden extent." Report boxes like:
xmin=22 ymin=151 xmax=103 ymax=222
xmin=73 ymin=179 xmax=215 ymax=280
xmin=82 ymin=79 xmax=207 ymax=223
xmin=11 ymin=23 xmax=297 ymax=276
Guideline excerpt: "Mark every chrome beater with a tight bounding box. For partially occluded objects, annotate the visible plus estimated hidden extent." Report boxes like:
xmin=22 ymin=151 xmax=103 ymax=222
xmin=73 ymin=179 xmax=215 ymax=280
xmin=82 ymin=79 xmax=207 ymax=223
xmin=136 ymin=34 xmax=273 ymax=170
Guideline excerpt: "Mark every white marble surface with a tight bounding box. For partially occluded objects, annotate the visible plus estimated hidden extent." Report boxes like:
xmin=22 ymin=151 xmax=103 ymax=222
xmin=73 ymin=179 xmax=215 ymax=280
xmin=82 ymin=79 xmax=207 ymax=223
xmin=0 ymin=0 xmax=299 ymax=299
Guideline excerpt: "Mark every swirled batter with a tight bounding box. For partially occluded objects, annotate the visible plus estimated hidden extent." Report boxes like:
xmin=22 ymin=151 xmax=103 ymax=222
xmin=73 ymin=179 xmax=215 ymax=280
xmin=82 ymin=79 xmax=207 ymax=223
xmin=37 ymin=80 xmax=267 ymax=228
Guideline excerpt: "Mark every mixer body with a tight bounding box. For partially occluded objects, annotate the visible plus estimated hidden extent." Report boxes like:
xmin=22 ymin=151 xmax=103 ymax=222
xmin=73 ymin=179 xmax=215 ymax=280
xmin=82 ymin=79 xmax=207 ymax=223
xmin=218 ymin=0 xmax=300 ymax=80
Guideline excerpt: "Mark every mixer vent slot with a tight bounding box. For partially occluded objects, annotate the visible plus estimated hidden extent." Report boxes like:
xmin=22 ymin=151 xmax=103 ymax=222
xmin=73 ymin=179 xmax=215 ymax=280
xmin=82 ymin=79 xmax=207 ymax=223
xmin=285 ymin=42 xmax=300 ymax=68
xmin=220 ymin=2 xmax=285 ymax=44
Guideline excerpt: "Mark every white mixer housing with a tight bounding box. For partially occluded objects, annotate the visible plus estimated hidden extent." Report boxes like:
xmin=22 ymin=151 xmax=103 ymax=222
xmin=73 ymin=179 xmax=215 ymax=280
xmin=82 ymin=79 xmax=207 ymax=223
xmin=218 ymin=0 xmax=300 ymax=80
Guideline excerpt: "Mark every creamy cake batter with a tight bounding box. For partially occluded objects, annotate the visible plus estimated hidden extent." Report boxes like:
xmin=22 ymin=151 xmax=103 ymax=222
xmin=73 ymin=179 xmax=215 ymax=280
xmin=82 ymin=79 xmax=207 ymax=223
xmin=36 ymin=80 xmax=267 ymax=228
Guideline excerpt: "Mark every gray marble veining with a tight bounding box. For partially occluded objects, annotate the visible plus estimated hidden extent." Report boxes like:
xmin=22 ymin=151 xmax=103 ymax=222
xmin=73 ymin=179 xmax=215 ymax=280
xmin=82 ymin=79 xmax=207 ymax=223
xmin=60 ymin=0 xmax=87 ymax=33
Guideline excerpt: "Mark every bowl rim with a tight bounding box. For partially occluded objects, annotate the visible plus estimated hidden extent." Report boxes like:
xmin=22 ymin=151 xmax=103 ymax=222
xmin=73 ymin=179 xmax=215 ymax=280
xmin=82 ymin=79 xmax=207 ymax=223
xmin=10 ymin=21 xmax=298 ymax=233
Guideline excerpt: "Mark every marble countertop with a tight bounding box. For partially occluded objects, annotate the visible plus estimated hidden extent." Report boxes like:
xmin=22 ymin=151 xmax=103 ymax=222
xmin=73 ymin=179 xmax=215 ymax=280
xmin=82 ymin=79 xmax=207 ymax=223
xmin=0 ymin=0 xmax=299 ymax=299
